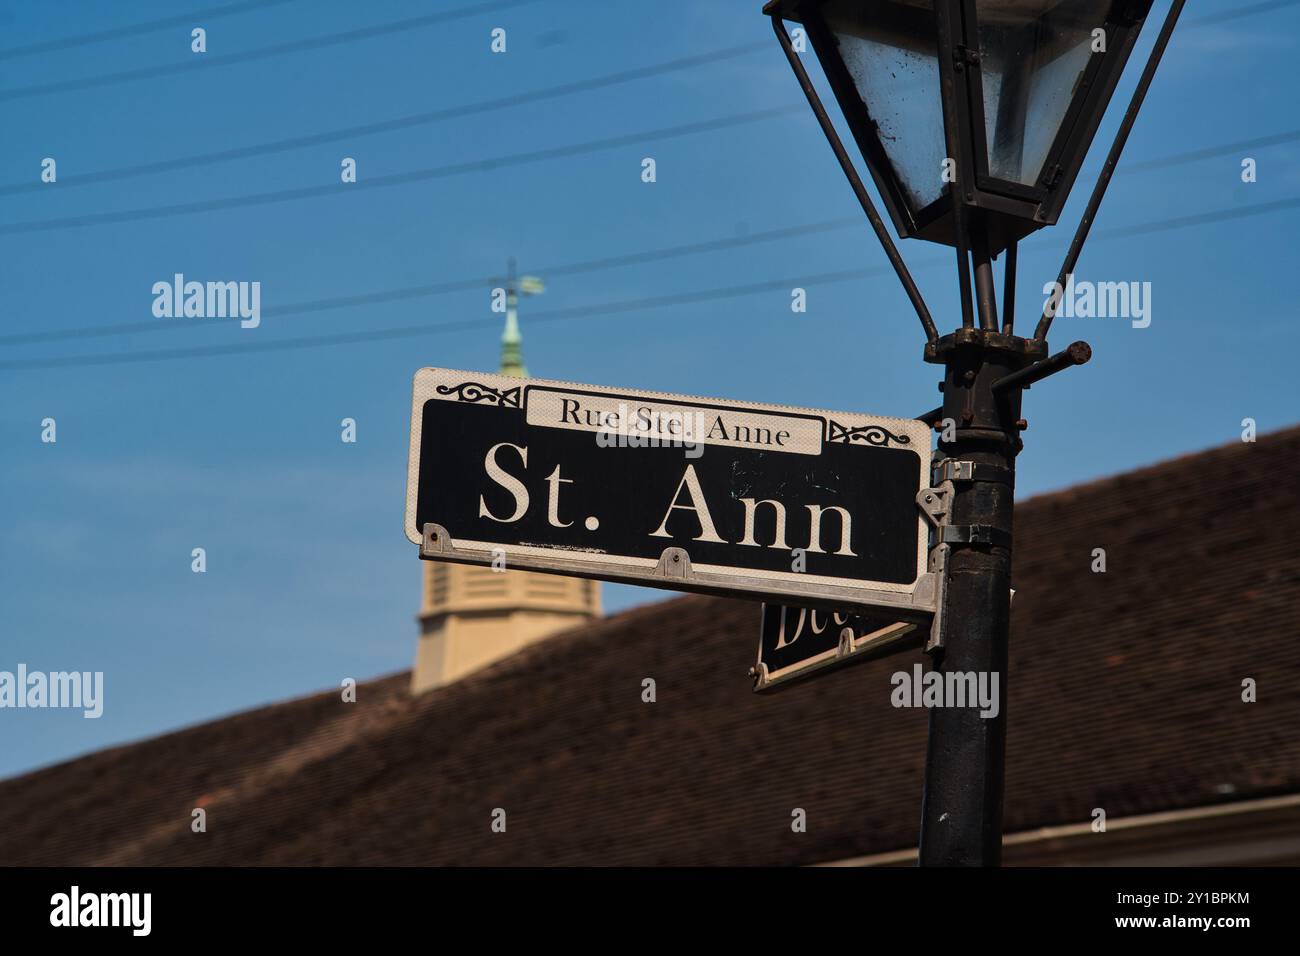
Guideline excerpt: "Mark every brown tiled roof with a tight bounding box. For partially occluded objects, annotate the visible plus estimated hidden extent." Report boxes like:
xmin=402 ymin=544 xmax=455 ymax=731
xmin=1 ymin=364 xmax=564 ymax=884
xmin=2 ymin=428 xmax=1297 ymax=866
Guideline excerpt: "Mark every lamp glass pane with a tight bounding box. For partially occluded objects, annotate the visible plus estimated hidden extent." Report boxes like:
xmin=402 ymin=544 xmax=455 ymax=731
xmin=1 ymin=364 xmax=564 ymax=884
xmin=823 ymin=0 xmax=945 ymax=213
xmin=976 ymin=0 xmax=1105 ymax=186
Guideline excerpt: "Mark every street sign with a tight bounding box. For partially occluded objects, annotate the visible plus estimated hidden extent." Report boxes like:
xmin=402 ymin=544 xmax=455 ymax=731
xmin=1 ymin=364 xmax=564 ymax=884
xmin=753 ymin=586 xmax=1018 ymax=693
xmin=752 ymin=604 xmax=921 ymax=693
xmin=405 ymin=368 xmax=934 ymax=614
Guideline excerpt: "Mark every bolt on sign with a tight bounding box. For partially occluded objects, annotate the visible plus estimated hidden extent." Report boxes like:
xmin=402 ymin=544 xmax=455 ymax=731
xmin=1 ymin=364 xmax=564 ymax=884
xmin=405 ymin=368 xmax=935 ymax=615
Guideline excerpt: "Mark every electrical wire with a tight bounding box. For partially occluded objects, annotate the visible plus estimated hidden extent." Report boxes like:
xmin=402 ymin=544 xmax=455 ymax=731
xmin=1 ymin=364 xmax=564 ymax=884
xmin=2 ymin=195 xmax=1295 ymax=373
xmin=0 ymin=0 xmax=540 ymax=101
xmin=0 ymin=42 xmax=768 ymax=197
xmin=0 ymin=106 xmax=806 ymax=236
xmin=0 ymin=0 xmax=300 ymax=60
xmin=0 ymin=123 xmax=1285 ymax=347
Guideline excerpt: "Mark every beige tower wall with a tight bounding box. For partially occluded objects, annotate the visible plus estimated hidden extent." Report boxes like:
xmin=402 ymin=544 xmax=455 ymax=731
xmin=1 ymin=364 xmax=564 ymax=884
xmin=412 ymin=293 xmax=600 ymax=694
xmin=413 ymin=562 xmax=600 ymax=694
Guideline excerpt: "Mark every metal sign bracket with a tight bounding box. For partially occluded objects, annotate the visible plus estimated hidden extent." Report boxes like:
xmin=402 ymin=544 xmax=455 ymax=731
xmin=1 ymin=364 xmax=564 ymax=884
xmin=925 ymin=544 xmax=951 ymax=654
xmin=422 ymin=523 xmax=454 ymax=555
xmin=938 ymin=525 xmax=1011 ymax=549
xmin=655 ymin=548 xmax=693 ymax=581
xmin=917 ymin=482 xmax=955 ymax=528
xmin=916 ymin=482 xmax=955 ymax=653
xmin=932 ymin=458 xmax=1012 ymax=486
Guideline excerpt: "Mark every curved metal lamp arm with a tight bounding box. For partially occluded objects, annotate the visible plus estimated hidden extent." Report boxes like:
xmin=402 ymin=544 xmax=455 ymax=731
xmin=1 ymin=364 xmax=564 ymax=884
xmin=770 ymin=13 xmax=939 ymax=345
xmin=1035 ymin=0 xmax=1186 ymax=343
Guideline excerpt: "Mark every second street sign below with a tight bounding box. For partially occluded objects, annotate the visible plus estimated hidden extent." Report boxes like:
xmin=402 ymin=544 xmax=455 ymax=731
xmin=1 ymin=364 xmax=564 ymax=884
xmin=405 ymin=368 xmax=935 ymax=616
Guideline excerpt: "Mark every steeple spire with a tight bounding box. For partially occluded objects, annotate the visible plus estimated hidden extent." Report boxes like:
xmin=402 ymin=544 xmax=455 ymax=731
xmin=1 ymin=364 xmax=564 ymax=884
xmin=413 ymin=257 xmax=596 ymax=695
xmin=499 ymin=257 xmax=542 ymax=378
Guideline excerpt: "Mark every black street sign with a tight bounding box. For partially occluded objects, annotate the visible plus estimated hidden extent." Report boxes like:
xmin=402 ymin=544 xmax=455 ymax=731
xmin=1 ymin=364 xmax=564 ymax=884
xmin=405 ymin=368 xmax=935 ymax=614
xmin=752 ymin=603 xmax=921 ymax=693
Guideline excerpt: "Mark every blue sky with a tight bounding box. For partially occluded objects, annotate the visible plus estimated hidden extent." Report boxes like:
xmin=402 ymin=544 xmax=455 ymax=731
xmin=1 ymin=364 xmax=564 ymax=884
xmin=0 ymin=0 xmax=1296 ymax=779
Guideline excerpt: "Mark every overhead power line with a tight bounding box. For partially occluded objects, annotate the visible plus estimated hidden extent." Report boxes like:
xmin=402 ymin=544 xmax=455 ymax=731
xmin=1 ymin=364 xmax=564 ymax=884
xmin=0 ymin=0 xmax=300 ymax=60
xmin=0 ymin=0 xmax=1282 ymax=194
xmin=0 ymin=42 xmax=768 ymax=197
xmin=1117 ymin=127 xmax=1300 ymax=173
xmin=0 ymin=0 xmax=540 ymax=101
xmin=3 ymin=0 xmax=1278 ymax=64
xmin=5 ymin=111 xmax=1288 ymax=239
xmin=1 ymin=123 xmax=1294 ymax=349
xmin=0 ymin=217 xmax=862 ymax=346
xmin=0 ymin=0 xmax=1279 ymax=208
xmin=1098 ymin=195 xmax=1300 ymax=239
xmin=0 ymin=0 xmax=1279 ymax=205
xmin=0 ymin=267 xmax=881 ymax=372
xmin=0 ymin=0 xmax=1288 ymax=96
xmin=0 ymin=105 xmax=806 ymax=236
xmin=2 ymin=195 xmax=1296 ymax=373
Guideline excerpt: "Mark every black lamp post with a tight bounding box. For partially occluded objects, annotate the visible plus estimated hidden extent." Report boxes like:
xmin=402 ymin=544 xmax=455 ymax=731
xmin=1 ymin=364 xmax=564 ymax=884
xmin=764 ymin=0 xmax=1184 ymax=866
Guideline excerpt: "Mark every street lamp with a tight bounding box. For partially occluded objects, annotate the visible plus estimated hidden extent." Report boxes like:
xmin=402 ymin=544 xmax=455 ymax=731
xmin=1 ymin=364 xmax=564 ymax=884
xmin=764 ymin=0 xmax=1184 ymax=865
xmin=777 ymin=1 xmax=1152 ymax=252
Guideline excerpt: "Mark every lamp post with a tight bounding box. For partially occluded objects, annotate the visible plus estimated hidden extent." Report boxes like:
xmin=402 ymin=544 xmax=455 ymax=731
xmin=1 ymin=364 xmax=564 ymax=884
xmin=764 ymin=0 xmax=1184 ymax=866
